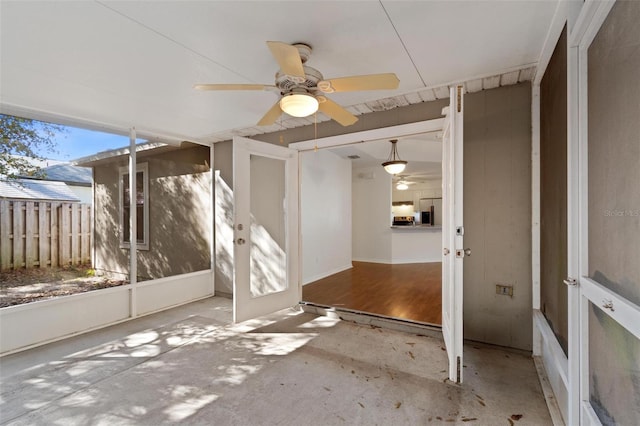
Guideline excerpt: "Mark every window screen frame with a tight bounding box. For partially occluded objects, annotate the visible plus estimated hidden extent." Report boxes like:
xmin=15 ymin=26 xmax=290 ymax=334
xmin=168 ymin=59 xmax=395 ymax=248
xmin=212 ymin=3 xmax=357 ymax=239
xmin=118 ymin=162 xmax=149 ymax=250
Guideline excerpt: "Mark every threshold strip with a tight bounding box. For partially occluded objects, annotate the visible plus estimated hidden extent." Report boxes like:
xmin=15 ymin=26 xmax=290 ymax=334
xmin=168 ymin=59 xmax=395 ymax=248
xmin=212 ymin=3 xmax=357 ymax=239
xmin=299 ymin=301 xmax=443 ymax=339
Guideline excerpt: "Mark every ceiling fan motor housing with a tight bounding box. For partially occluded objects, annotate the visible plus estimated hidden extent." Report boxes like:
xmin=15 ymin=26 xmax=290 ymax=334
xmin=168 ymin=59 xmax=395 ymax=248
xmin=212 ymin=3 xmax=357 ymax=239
xmin=276 ymin=65 xmax=323 ymax=94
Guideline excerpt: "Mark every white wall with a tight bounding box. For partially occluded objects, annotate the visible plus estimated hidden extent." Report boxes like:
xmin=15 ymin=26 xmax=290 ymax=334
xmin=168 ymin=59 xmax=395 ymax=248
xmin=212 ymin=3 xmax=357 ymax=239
xmin=301 ymin=150 xmax=352 ymax=284
xmin=353 ymin=166 xmax=442 ymax=264
xmin=391 ymin=229 xmax=442 ymax=263
xmin=352 ymin=166 xmax=393 ymax=263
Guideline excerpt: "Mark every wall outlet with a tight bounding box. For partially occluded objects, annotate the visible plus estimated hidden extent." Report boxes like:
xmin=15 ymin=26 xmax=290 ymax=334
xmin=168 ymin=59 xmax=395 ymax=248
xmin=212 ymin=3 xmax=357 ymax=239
xmin=496 ymin=284 xmax=514 ymax=297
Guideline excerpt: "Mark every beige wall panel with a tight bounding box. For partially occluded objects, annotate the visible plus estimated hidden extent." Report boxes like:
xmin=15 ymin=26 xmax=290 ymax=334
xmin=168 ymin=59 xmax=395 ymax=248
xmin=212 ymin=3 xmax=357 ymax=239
xmin=463 ymin=83 xmax=533 ymax=351
xmin=540 ymin=26 xmax=568 ymax=354
xmin=254 ymin=99 xmax=449 ymax=146
xmin=213 ymin=140 xmax=234 ymax=296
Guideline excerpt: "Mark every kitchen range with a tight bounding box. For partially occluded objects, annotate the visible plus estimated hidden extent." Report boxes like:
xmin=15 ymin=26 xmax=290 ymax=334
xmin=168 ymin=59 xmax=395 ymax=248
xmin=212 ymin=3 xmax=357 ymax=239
xmin=391 ymin=195 xmax=441 ymax=228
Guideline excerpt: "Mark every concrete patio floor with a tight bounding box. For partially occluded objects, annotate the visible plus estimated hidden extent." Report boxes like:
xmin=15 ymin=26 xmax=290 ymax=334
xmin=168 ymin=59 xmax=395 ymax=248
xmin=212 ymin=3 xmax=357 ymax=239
xmin=0 ymin=297 xmax=552 ymax=425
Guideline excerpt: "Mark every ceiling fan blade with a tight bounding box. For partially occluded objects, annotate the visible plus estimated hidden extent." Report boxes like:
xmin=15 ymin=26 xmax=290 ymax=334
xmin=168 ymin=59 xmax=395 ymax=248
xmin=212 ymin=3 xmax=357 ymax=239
xmin=194 ymin=83 xmax=275 ymax=91
xmin=319 ymin=73 xmax=400 ymax=93
xmin=267 ymin=41 xmax=305 ymax=78
xmin=318 ymin=98 xmax=358 ymax=127
xmin=257 ymin=101 xmax=283 ymax=126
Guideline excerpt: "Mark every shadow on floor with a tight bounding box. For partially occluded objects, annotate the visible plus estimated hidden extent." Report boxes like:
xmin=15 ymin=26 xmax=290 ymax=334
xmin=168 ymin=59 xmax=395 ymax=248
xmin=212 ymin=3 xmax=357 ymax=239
xmin=0 ymin=297 xmax=551 ymax=425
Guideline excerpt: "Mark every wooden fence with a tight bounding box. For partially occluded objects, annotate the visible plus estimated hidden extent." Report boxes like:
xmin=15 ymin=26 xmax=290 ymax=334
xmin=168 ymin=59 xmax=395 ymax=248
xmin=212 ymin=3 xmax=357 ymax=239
xmin=0 ymin=200 xmax=92 ymax=270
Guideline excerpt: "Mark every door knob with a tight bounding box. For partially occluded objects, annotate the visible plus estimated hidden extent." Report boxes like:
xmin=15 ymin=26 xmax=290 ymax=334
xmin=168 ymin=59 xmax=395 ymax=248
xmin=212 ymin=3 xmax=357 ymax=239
xmin=456 ymin=248 xmax=472 ymax=258
xmin=443 ymin=248 xmax=450 ymax=255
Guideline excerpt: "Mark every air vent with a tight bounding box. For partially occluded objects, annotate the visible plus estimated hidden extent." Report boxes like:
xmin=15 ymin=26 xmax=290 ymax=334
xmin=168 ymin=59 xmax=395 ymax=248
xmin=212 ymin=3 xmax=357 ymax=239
xmin=347 ymin=155 xmax=360 ymax=159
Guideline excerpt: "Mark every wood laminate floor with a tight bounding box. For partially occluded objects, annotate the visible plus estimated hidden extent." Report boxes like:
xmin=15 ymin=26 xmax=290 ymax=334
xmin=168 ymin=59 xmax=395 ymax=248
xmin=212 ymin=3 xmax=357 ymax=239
xmin=302 ymin=261 xmax=442 ymax=325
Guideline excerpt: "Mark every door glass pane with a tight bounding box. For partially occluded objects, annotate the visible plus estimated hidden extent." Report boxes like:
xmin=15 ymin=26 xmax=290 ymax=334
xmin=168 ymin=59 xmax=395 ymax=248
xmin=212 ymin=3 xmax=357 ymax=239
xmin=249 ymin=154 xmax=287 ymax=297
xmin=588 ymin=302 xmax=640 ymax=425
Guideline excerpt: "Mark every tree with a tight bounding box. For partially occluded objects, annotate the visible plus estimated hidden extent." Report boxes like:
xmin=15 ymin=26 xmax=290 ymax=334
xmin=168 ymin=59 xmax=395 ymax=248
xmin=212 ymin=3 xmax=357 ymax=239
xmin=0 ymin=114 xmax=65 ymax=179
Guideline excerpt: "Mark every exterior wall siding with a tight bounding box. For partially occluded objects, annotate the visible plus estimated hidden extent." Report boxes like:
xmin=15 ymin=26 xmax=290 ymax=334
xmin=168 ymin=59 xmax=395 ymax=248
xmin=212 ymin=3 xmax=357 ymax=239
xmin=93 ymin=145 xmax=211 ymax=280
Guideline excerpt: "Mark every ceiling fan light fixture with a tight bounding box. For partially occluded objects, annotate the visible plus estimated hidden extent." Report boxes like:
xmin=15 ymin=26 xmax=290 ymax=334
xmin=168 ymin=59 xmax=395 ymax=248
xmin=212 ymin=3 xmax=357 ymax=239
xmin=382 ymin=139 xmax=407 ymax=175
xmin=280 ymin=92 xmax=319 ymax=117
xmin=396 ymin=182 xmax=409 ymax=190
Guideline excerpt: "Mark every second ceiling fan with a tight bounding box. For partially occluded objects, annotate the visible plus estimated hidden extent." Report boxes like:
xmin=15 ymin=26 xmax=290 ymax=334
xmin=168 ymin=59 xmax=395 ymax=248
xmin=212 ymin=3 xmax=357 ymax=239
xmin=195 ymin=41 xmax=400 ymax=127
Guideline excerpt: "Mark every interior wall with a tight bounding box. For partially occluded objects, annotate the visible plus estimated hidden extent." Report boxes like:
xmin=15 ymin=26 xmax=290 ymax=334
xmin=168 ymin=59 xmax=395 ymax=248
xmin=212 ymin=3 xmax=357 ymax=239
xmin=463 ymin=82 xmax=533 ymax=351
xmin=540 ymin=25 xmax=569 ymax=354
xmin=300 ymin=149 xmax=352 ymax=284
xmin=587 ymin=2 xmax=640 ymax=424
xmin=352 ymin=166 xmax=392 ymax=263
xmin=391 ymin=230 xmax=441 ymax=264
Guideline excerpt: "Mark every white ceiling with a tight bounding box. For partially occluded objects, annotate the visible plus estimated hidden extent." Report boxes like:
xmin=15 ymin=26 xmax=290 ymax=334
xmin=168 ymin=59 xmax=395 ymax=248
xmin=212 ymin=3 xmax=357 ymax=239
xmin=0 ymin=1 xmax=558 ymax=144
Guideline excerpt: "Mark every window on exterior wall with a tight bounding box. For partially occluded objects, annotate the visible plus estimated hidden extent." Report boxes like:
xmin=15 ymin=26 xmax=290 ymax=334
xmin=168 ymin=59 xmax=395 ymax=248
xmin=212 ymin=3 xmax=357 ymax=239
xmin=119 ymin=163 xmax=149 ymax=250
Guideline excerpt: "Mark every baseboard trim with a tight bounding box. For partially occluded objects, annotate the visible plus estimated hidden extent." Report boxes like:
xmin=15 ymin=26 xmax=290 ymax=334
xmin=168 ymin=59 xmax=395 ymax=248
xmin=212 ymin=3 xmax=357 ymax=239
xmin=533 ymin=310 xmax=568 ymax=423
xmin=302 ymin=264 xmax=353 ymax=285
xmin=534 ymin=356 xmax=566 ymax=426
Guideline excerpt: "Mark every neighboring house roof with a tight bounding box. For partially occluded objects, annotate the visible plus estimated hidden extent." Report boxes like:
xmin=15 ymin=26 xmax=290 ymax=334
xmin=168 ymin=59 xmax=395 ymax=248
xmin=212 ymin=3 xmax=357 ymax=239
xmin=38 ymin=164 xmax=92 ymax=186
xmin=73 ymin=141 xmax=193 ymax=167
xmin=16 ymin=164 xmax=92 ymax=187
xmin=0 ymin=179 xmax=81 ymax=202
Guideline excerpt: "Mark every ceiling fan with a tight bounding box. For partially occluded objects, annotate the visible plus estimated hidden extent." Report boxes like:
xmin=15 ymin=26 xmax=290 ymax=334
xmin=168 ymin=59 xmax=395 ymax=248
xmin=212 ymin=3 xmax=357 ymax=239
xmin=194 ymin=41 xmax=400 ymax=127
xmin=393 ymin=175 xmax=425 ymax=191
xmin=393 ymin=174 xmax=419 ymax=190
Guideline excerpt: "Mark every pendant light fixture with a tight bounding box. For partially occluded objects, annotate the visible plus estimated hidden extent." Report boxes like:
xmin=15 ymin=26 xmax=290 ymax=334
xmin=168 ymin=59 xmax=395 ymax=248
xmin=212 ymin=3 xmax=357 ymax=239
xmin=382 ymin=139 xmax=407 ymax=175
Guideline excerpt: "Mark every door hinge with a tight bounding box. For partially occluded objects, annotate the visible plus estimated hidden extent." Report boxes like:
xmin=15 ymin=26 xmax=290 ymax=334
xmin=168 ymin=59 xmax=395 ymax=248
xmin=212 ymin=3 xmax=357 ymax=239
xmin=457 ymin=86 xmax=462 ymax=113
xmin=456 ymin=226 xmax=464 ymax=236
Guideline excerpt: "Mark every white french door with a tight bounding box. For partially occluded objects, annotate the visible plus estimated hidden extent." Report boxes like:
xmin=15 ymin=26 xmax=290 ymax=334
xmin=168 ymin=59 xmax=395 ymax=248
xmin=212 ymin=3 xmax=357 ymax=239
xmin=568 ymin=1 xmax=640 ymax=424
xmin=442 ymin=86 xmax=465 ymax=383
xmin=232 ymin=136 xmax=300 ymax=323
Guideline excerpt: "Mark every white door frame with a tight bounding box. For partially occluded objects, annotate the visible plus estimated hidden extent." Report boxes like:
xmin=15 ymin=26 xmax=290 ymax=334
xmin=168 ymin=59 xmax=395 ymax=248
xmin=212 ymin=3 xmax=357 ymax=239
xmin=232 ymin=135 xmax=300 ymax=323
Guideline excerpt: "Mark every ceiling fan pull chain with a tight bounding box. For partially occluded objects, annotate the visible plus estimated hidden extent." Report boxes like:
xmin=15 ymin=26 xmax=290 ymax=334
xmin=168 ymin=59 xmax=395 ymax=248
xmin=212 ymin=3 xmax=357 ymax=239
xmin=314 ymin=111 xmax=318 ymax=150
